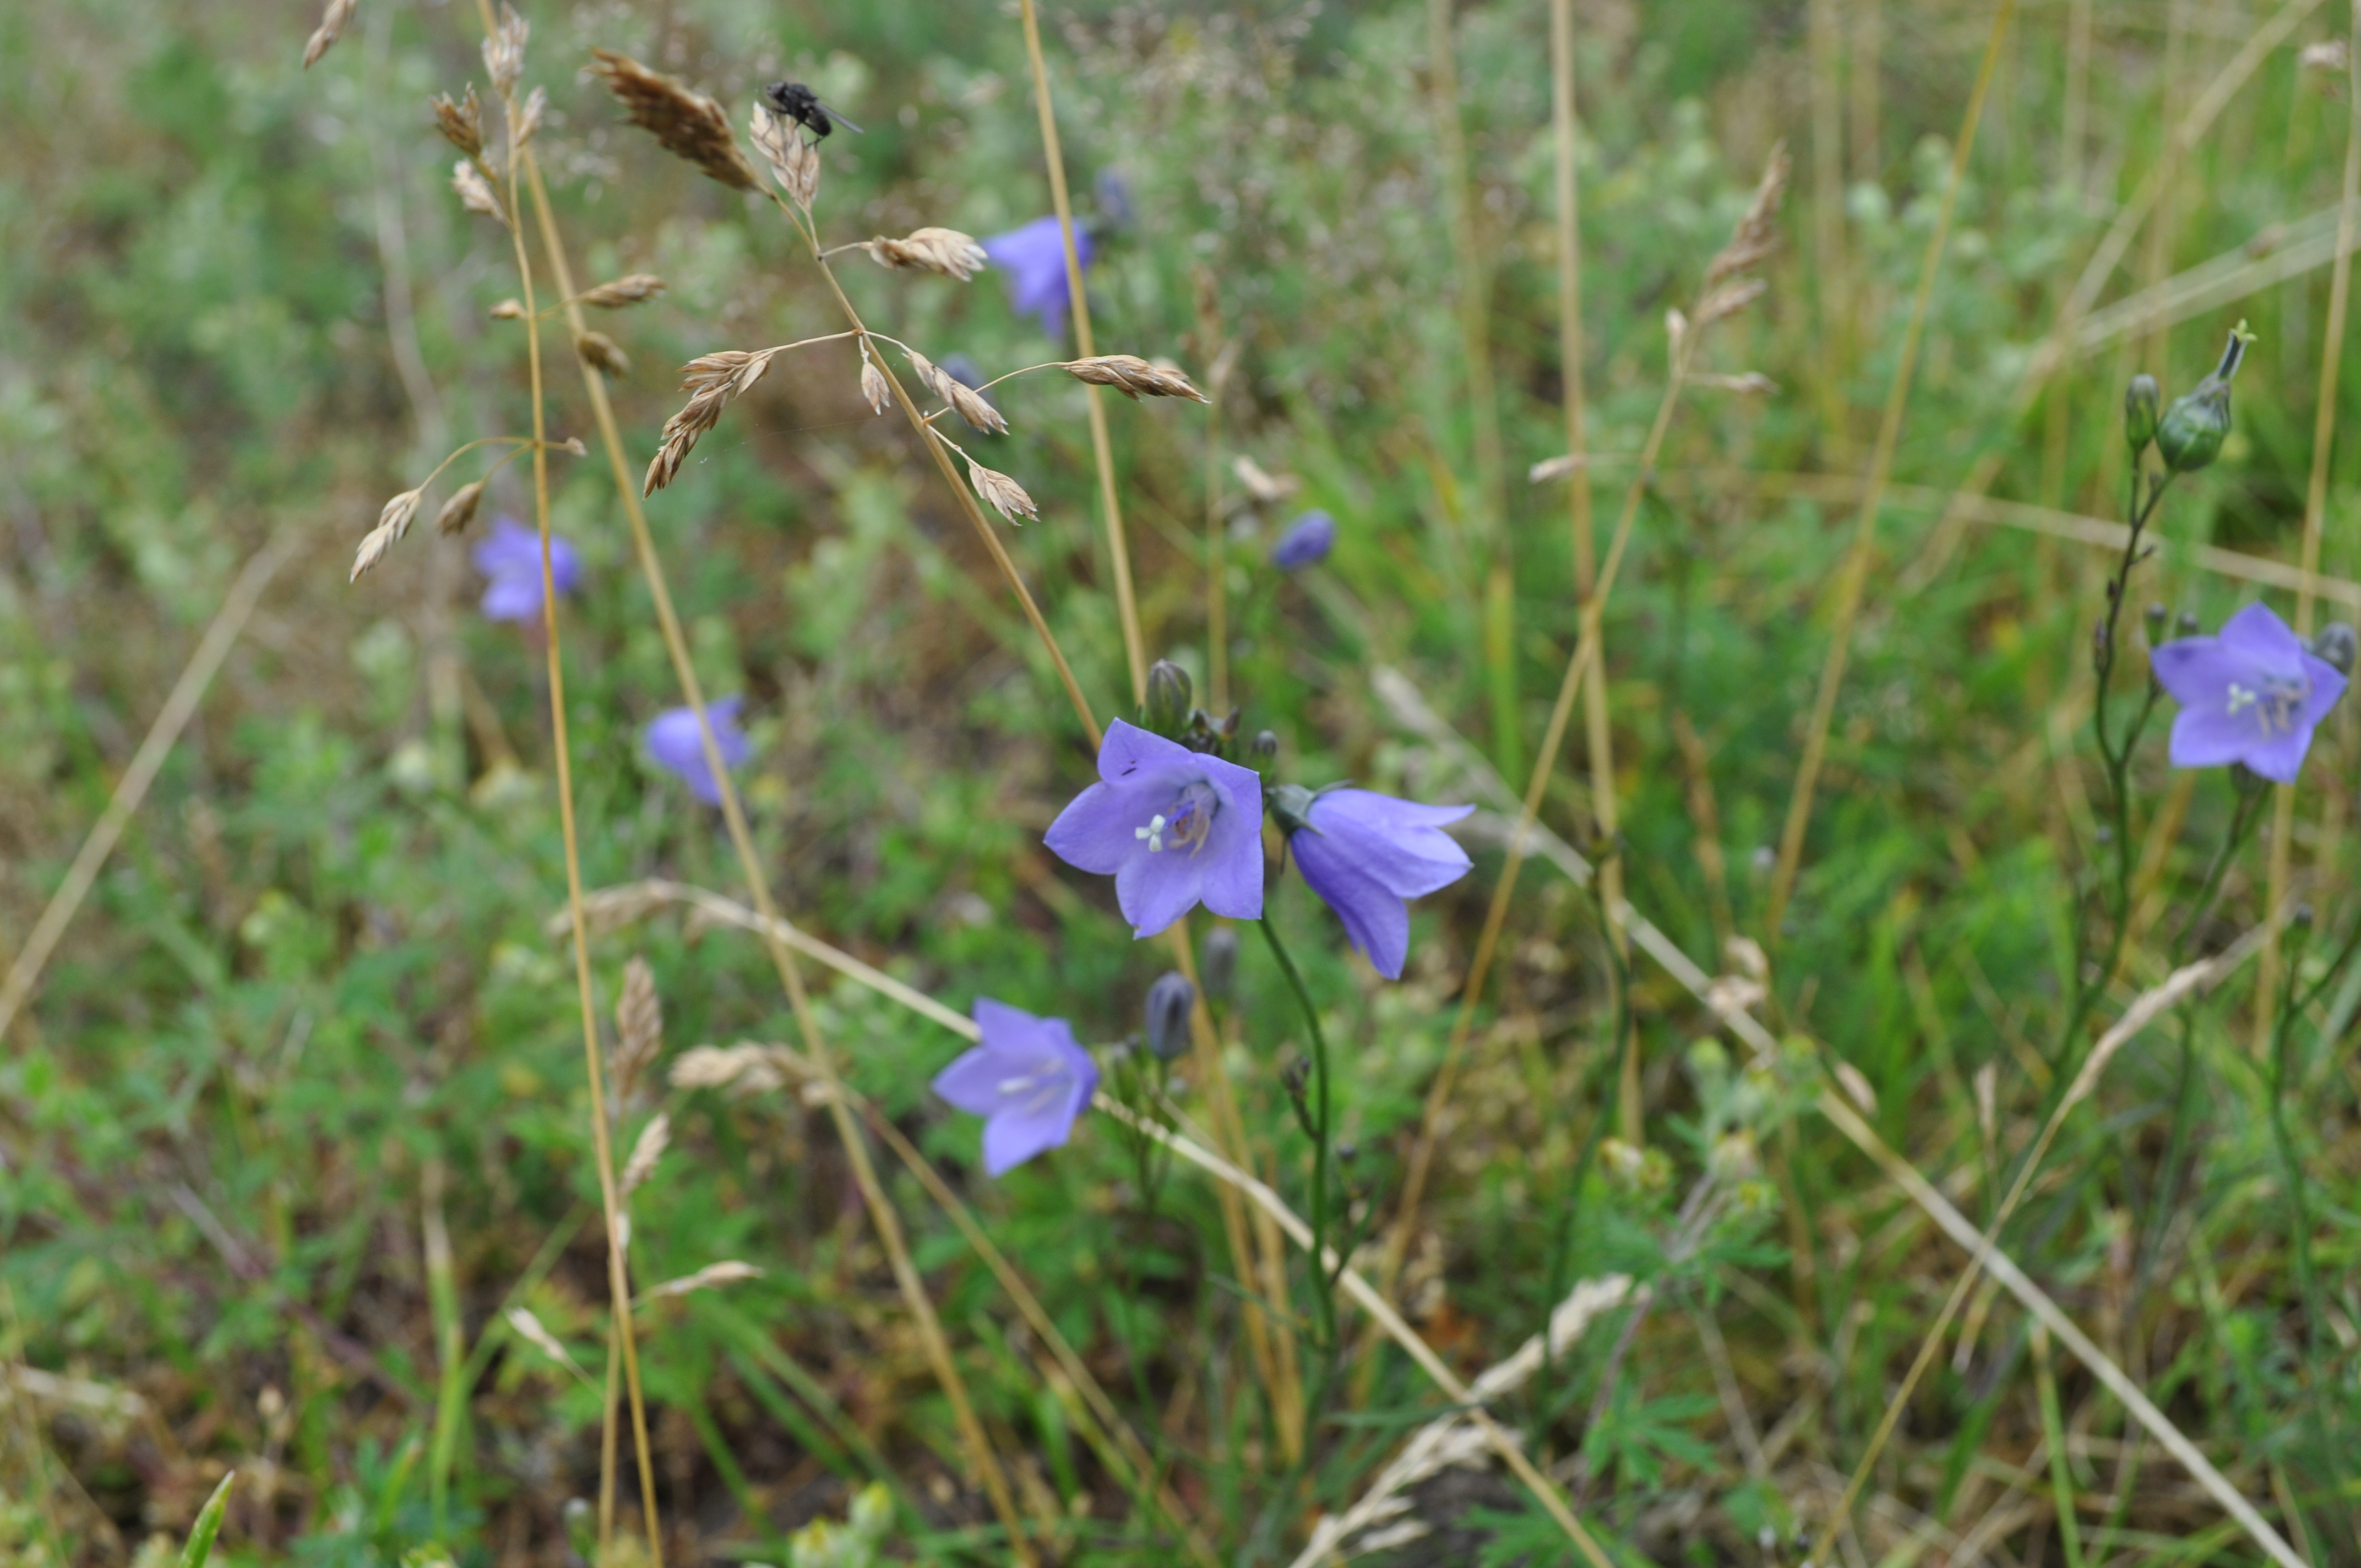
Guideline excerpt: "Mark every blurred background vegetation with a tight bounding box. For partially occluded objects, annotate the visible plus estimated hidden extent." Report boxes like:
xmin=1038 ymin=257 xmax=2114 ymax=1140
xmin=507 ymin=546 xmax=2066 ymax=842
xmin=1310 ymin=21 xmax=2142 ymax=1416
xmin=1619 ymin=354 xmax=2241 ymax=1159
xmin=3 ymin=0 xmax=2360 ymax=1562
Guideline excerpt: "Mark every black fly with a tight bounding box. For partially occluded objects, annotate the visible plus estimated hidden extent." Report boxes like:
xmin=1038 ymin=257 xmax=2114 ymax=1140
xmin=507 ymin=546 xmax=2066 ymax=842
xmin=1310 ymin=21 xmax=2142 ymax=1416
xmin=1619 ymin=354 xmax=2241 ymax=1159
xmin=760 ymin=80 xmax=864 ymax=140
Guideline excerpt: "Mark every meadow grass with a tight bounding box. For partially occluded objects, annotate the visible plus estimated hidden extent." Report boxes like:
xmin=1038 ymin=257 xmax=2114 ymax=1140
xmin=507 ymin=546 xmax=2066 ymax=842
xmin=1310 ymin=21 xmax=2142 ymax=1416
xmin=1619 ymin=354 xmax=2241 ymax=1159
xmin=2 ymin=1 xmax=2359 ymax=1564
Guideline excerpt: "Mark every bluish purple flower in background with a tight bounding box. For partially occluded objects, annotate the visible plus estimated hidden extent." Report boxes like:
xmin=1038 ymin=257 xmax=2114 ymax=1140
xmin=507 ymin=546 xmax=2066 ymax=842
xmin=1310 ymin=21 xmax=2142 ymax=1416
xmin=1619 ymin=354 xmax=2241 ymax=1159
xmin=1281 ymin=787 xmax=1473 ymax=980
xmin=1093 ymin=168 xmax=1134 ymax=230
xmin=1271 ymin=510 xmax=1336 ymax=570
xmin=982 ymin=216 xmax=1093 ymax=337
xmin=474 ymin=515 xmax=582 ymax=622
xmin=2151 ymin=602 xmax=2346 ymax=783
xmin=645 ymin=696 xmax=749 ymax=804
xmin=1045 ymin=720 xmax=1265 ymax=937
xmin=931 ymin=998 xmax=1099 ymax=1175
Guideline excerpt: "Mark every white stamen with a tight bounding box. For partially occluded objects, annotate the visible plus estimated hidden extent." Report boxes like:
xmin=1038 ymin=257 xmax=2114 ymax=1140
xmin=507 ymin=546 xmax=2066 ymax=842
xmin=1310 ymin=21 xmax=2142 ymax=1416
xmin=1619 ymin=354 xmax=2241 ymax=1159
xmin=1135 ymin=813 xmax=1168 ymax=852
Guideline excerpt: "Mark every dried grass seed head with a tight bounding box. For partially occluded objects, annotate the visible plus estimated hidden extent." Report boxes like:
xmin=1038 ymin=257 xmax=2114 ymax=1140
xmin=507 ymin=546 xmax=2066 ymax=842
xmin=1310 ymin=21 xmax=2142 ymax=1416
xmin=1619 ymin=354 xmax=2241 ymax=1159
xmin=1703 ymin=142 xmax=1789 ymax=289
xmin=643 ymin=1261 xmax=761 ymax=1301
xmin=575 ymin=330 xmax=630 ymax=378
xmin=620 ymin=1112 xmax=669 ymax=1197
xmin=350 ymin=488 xmax=423 ymax=582
xmin=613 ymin=956 xmax=662 ymax=1099
xmin=514 ymin=84 xmax=547 ymax=149
xmin=589 ymin=49 xmax=761 ymax=192
xmin=866 ymin=227 xmax=989 ymax=282
xmin=432 ymin=86 xmax=484 ymax=159
xmin=481 ymin=4 xmax=528 ymax=100
xmin=489 ymin=297 xmax=525 ymax=319
xmin=1232 ymin=454 xmax=1299 ymax=505
xmin=904 ymin=347 xmax=1005 ymax=434
xmin=858 ymin=349 xmax=891 ymax=416
xmin=645 ymin=348 xmax=775 ymax=494
xmin=578 ymin=273 xmax=667 ymax=309
xmin=967 ymin=459 xmax=1038 ymax=522
xmin=1060 ymin=353 xmax=1207 ymax=402
xmin=302 ymin=0 xmax=357 ymax=69
xmin=748 ymin=102 xmax=819 ymax=210
xmin=451 ymin=159 xmax=507 ymax=226
xmin=434 ymin=478 xmax=486 ymax=536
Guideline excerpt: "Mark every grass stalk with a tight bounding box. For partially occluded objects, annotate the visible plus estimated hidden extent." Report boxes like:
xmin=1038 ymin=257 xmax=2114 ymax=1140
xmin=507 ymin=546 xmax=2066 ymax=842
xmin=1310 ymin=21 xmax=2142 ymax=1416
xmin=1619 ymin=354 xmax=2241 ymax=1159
xmin=1808 ymin=0 xmax=1851 ymax=458
xmin=1015 ymin=0 xmax=1147 ymax=707
xmin=2256 ymin=0 xmax=2360 ymax=1048
xmin=522 ymin=160 xmax=1037 ymax=1565
xmin=1762 ymin=0 xmax=2017 ymax=942
xmin=1426 ymin=0 xmax=1520 ymax=782
xmin=1549 ymin=0 xmax=1634 ymax=1137
xmin=421 ymin=1159 xmax=467 ymax=1540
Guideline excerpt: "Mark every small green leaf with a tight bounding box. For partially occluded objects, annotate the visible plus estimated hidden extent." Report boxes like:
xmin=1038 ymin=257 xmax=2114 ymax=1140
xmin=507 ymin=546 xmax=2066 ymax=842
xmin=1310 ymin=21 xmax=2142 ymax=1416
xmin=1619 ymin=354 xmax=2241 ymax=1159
xmin=178 ymin=1472 xmax=235 ymax=1568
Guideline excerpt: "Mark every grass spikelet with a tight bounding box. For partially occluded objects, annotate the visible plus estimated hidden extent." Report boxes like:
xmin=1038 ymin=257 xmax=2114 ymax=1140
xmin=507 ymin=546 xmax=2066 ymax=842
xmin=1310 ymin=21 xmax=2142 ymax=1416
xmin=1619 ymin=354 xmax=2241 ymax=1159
xmin=504 ymin=1308 xmax=590 ymax=1382
xmin=480 ymin=4 xmax=527 ymax=100
xmin=301 ymin=0 xmax=356 ymax=69
xmin=514 ymin=85 xmax=546 ymax=149
xmin=489 ymin=297 xmax=523 ymax=319
xmin=1059 ymin=354 xmax=1209 ymax=402
xmin=668 ymin=1042 xmax=787 ymax=1096
xmin=451 ymin=159 xmax=507 ymax=226
xmin=858 ymin=349 xmax=890 ymax=416
xmin=966 ymin=459 xmax=1038 ymax=522
xmin=1704 ymin=142 xmax=1790 ymax=287
xmin=645 ymin=349 xmax=775 ymax=495
xmin=864 ymin=227 xmax=989 ymax=281
xmin=575 ymin=330 xmax=630 ymax=378
xmin=434 ymin=478 xmax=485 ymax=536
xmin=905 ymin=348 xmax=1008 ymax=434
xmin=349 ymin=488 xmax=422 ymax=582
xmin=619 ymin=1113 xmax=668 ymax=1197
xmin=640 ymin=1261 xmax=761 ymax=1303
xmin=748 ymin=104 xmax=818 ymax=211
xmin=577 ymin=273 xmax=666 ymax=309
xmin=612 ymin=956 xmax=661 ymax=1102
xmin=1232 ymin=454 xmax=1300 ymax=503
xmin=588 ymin=48 xmax=760 ymax=192
xmin=1688 ymin=370 xmax=1778 ymax=394
xmin=431 ymin=86 xmax=483 ymax=159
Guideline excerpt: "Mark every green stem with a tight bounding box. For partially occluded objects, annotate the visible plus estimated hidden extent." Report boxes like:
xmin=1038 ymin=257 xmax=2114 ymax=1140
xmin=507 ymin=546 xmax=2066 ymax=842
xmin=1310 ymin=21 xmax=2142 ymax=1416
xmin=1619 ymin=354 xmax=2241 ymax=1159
xmin=1257 ymin=914 xmax=1337 ymax=1354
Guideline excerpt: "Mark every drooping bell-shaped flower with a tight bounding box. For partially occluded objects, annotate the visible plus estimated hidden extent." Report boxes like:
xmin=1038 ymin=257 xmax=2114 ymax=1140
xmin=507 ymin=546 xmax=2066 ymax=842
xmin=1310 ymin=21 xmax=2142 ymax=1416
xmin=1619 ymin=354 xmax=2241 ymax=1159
xmin=474 ymin=515 xmax=583 ymax=622
xmin=1271 ymin=509 xmax=1336 ymax=569
xmin=645 ymin=696 xmax=750 ymax=804
xmin=981 ymin=216 xmax=1093 ymax=337
xmin=2150 ymin=602 xmax=2346 ymax=783
xmin=1045 ymin=720 xmax=1265 ymax=938
xmin=1274 ymin=786 xmax=1473 ymax=979
xmin=931 ymin=998 xmax=1098 ymax=1175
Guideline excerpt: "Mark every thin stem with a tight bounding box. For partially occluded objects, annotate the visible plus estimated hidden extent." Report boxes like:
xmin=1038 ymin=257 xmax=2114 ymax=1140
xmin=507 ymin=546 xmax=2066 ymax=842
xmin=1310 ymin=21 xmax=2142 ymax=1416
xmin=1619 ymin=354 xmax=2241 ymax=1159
xmin=1015 ymin=0 xmax=1146 ymax=705
xmin=1256 ymin=914 xmax=1337 ymax=1354
xmin=1764 ymin=0 xmax=2020 ymax=939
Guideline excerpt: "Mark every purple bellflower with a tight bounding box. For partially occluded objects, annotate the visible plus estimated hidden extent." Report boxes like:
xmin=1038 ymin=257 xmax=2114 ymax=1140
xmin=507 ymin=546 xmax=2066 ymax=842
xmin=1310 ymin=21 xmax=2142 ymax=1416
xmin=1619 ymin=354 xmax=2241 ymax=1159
xmin=474 ymin=515 xmax=583 ymax=623
xmin=1045 ymin=720 xmax=1265 ymax=938
xmin=931 ymin=998 xmax=1099 ymax=1175
xmin=645 ymin=696 xmax=750 ymax=804
xmin=1271 ymin=509 xmax=1336 ymax=570
xmin=2151 ymin=603 xmax=2346 ymax=783
xmin=1278 ymin=787 xmax=1473 ymax=979
xmin=982 ymin=216 xmax=1094 ymax=337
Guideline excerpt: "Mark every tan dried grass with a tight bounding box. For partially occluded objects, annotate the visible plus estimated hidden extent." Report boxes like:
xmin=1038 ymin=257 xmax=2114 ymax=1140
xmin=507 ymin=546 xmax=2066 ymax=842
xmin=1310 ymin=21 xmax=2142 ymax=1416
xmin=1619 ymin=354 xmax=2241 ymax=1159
xmin=576 ymin=273 xmax=666 ymax=309
xmin=965 ymin=459 xmax=1038 ymax=521
xmin=451 ymin=159 xmax=507 ymax=226
xmin=431 ymin=86 xmax=484 ymax=159
xmin=611 ymin=957 xmax=662 ymax=1103
xmin=863 ymin=227 xmax=989 ymax=281
xmin=589 ymin=49 xmax=761 ymax=192
xmin=574 ymin=330 xmax=630 ymax=378
xmin=480 ymin=4 xmax=527 ymax=99
xmin=349 ymin=488 xmax=422 ymax=581
xmin=301 ymin=0 xmax=357 ymax=69
xmin=644 ymin=349 xmax=775 ymax=494
xmin=433 ymin=479 xmax=486 ymax=536
xmin=747 ymin=103 xmax=818 ymax=210
xmin=1059 ymin=353 xmax=1208 ymax=402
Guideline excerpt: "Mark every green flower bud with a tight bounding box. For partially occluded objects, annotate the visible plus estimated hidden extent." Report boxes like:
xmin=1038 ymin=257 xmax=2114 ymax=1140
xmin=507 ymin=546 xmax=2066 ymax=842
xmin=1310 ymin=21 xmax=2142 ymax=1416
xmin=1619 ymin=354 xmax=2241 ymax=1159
xmin=1145 ymin=658 xmax=1193 ymax=738
xmin=2156 ymin=323 xmax=2255 ymax=474
xmin=2125 ymin=373 xmax=2160 ymax=451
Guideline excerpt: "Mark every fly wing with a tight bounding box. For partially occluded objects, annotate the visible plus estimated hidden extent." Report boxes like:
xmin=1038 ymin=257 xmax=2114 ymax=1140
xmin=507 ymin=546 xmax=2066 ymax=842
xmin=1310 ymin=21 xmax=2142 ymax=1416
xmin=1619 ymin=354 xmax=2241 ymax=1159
xmin=815 ymin=98 xmax=864 ymax=134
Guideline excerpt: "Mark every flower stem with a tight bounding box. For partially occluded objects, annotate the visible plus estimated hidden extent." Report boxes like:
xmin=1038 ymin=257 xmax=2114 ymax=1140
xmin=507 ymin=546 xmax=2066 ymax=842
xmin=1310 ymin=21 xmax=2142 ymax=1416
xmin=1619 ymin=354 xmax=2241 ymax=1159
xmin=1256 ymin=914 xmax=1337 ymax=1356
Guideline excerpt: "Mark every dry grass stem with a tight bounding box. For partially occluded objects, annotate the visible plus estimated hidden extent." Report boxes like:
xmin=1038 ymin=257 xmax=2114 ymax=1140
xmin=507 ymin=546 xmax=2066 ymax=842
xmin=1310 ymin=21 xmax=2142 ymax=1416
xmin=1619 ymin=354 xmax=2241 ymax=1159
xmin=966 ymin=458 xmax=1039 ymax=522
xmin=863 ymin=227 xmax=989 ymax=281
xmin=433 ymin=478 xmax=485 ymax=536
xmin=589 ymin=49 xmax=760 ymax=192
xmin=451 ymin=159 xmax=507 ymax=226
xmin=645 ymin=348 xmax=776 ymax=494
xmin=576 ymin=273 xmax=666 ymax=309
xmin=431 ymin=85 xmax=483 ymax=159
xmin=619 ymin=1114 xmax=668 ymax=1198
xmin=1059 ymin=354 xmax=1209 ymax=402
xmin=748 ymin=104 xmax=818 ymax=211
xmin=575 ymin=330 xmax=629 ymax=378
xmin=301 ymin=0 xmax=357 ymax=69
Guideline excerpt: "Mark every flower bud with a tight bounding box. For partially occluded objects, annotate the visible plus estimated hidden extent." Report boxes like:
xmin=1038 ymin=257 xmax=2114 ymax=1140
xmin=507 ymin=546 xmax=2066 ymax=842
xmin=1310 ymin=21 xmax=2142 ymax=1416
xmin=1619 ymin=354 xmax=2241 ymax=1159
xmin=2124 ymin=373 xmax=2160 ymax=451
xmin=2177 ymin=609 xmax=2201 ymax=635
xmin=1200 ymin=925 xmax=1239 ymax=1002
xmin=2310 ymin=622 xmax=2358 ymax=677
xmin=1267 ymin=781 xmax=1318 ymax=837
xmin=2144 ymin=602 xmax=2167 ymax=641
xmin=1252 ymin=730 xmax=1279 ymax=762
xmin=1145 ymin=659 xmax=1193 ymax=738
xmin=2156 ymin=324 xmax=2253 ymax=473
xmin=1144 ymin=970 xmax=1195 ymax=1060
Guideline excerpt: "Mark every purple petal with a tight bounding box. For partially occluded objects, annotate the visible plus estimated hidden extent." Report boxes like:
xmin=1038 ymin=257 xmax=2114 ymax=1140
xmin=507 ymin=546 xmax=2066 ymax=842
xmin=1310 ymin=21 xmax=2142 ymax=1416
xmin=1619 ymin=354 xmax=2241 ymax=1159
xmin=2167 ymin=704 xmax=2261 ymax=770
xmin=2218 ymin=601 xmax=2304 ymax=664
xmin=2148 ymin=638 xmax=2246 ymax=709
xmin=1199 ymin=808 xmax=1266 ymax=921
xmin=480 ymin=570 xmax=545 ymax=622
xmin=1307 ymin=791 xmax=1473 ymax=898
xmin=1293 ymin=837 xmax=1413 ymax=978
xmin=1116 ymin=848 xmax=1212 ymax=939
xmin=1046 ymin=780 xmax=1153 ymax=875
xmin=1271 ymin=510 xmax=1336 ymax=569
xmin=2242 ymin=726 xmax=2314 ymax=785
xmin=981 ymin=216 xmax=1094 ymax=335
xmin=2300 ymin=651 xmax=2349 ymax=728
xmin=931 ymin=1044 xmax=1014 ymax=1118
xmin=472 ymin=516 xmax=540 ymax=575
xmin=645 ymin=697 xmax=747 ymax=804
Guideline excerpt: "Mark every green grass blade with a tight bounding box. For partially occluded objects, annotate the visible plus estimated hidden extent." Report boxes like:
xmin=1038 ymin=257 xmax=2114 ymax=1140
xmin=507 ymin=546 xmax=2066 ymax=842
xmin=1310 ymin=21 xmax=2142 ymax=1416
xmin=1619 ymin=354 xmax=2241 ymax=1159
xmin=177 ymin=1471 xmax=235 ymax=1568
